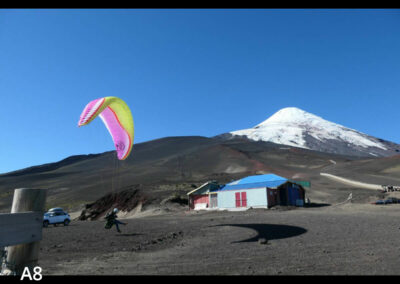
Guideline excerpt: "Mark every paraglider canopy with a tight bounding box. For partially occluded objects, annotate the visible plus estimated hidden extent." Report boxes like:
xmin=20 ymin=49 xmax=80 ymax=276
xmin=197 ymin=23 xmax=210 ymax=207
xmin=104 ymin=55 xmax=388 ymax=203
xmin=78 ymin=96 xmax=134 ymax=160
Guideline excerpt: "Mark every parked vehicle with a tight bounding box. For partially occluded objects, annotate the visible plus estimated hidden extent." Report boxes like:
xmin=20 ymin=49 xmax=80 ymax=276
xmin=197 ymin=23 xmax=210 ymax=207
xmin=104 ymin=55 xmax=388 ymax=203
xmin=43 ymin=208 xmax=71 ymax=227
xmin=372 ymin=198 xmax=400 ymax=205
xmin=385 ymin=198 xmax=399 ymax=204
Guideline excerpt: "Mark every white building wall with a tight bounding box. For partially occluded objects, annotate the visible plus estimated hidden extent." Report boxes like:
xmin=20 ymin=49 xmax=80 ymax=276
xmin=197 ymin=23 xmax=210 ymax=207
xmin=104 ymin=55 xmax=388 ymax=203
xmin=217 ymin=187 xmax=268 ymax=210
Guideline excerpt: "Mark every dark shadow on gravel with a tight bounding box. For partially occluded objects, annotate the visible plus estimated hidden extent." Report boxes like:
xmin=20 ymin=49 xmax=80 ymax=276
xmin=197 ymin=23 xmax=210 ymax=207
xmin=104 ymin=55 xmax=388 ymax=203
xmin=212 ymin=223 xmax=307 ymax=243
xmin=115 ymin=233 xmax=143 ymax=237
xmin=304 ymin=203 xmax=331 ymax=208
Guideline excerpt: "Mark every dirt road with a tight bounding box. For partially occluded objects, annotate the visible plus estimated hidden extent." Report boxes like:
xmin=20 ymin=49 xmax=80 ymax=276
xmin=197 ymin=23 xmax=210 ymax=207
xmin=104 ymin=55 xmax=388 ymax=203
xmin=320 ymin=173 xmax=382 ymax=190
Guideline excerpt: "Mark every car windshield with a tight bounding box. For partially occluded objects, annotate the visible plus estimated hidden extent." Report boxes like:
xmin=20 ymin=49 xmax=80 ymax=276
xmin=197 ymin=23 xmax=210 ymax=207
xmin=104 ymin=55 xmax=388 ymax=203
xmin=49 ymin=208 xmax=63 ymax=212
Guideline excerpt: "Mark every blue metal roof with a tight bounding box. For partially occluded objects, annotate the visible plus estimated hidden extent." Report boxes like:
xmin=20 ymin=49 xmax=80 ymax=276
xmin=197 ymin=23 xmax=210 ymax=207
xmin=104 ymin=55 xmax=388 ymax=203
xmin=227 ymin=174 xmax=287 ymax=185
xmin=211 ymin=174 xmax=289 ymax=192
xmin=217 ymin=180 xmax=288 ymax=191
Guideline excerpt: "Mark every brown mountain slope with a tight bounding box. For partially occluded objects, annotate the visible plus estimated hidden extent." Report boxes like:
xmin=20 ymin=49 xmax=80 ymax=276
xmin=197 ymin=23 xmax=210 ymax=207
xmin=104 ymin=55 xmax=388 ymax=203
xmin=322 ymin=154 xmax=400 ymax=186
xmin=0 ymin=135 xmax=390 ymax=213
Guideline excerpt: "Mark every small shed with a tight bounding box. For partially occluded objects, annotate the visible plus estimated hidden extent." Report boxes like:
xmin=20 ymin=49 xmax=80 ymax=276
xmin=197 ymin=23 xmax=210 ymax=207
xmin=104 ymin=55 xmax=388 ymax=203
xmin=187 ymin=181 xmax=221 ymax=210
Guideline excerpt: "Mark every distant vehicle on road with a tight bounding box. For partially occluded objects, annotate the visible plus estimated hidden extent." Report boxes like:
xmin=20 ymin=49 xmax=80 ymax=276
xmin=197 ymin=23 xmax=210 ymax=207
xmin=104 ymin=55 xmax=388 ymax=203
xmin=372 ymin=198 xmax=399 ymax=205
xmin=385 ymin=198 xmax=399 ymax=204
xmin=43 ymin=208 xmax=71 ymax=227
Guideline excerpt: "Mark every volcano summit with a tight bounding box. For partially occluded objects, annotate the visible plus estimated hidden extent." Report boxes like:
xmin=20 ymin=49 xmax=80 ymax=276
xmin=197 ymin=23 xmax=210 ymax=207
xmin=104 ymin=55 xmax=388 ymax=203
xmin=227 ymin=107 xmax=400 ymax=157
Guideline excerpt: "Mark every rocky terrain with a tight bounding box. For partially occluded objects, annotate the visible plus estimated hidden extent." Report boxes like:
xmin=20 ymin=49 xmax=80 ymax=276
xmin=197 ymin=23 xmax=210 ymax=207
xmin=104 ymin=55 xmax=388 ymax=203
xmin=38 ymin=202 xmax=400 ymax=275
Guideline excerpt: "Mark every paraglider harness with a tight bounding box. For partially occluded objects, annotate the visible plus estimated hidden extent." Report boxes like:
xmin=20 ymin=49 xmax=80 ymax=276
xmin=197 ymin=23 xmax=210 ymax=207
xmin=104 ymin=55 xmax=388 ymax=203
xmin=104 ymin=211 xmax=118 ymax=229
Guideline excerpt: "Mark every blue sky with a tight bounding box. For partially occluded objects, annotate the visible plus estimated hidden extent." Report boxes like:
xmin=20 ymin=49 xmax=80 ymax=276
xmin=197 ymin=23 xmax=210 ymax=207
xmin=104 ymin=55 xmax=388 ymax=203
xmin=0 ymin=9 xmax=399 ymax=174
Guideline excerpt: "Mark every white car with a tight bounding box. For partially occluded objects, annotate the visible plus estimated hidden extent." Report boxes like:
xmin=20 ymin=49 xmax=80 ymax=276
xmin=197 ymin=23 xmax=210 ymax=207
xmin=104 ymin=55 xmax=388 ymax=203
xmin=43 ymin=208 xmax=71 ymax=227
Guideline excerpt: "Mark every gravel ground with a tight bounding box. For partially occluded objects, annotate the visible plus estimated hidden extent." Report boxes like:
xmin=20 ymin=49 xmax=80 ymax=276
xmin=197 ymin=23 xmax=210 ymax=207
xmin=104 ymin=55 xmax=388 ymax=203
xmin=37 ymin=203 xmax=400 ymax=275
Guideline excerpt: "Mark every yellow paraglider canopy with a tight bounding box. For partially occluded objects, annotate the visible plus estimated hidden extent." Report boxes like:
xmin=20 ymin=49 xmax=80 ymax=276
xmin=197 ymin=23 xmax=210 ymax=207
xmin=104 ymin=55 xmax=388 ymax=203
xmin=78 ymin=96 xmax=134 ymax=160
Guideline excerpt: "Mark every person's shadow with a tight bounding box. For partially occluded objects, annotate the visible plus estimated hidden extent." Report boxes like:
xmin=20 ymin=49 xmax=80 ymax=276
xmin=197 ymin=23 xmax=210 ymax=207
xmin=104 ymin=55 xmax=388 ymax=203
xmin=211 ymin=224 xmax=307 ymax=243
xmin=115 ymin=233 xmax=142 ymax=237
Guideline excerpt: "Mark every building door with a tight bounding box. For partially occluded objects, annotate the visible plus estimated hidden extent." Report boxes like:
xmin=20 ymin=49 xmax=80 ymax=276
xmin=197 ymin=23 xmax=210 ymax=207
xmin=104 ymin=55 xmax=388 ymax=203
xmin=235 ymin=192 xmax=241 ymax=207
xmin=267 ymin=188 xmax=276 ymax=207
xmin=241 ymin=192 xmax=247 ymax=207
xmin=235 ymin=192 xmax=247 ymax=208
xmin=279 ymin=188 xmax=287 ymax=206
xmin=210 ymin=194 xmax=218 ymax=208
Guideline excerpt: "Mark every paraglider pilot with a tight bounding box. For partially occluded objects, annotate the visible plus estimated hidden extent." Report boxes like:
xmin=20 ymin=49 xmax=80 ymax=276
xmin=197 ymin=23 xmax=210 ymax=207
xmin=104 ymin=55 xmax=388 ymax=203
xmin=104 ymin=208 xmax=127 ymax=233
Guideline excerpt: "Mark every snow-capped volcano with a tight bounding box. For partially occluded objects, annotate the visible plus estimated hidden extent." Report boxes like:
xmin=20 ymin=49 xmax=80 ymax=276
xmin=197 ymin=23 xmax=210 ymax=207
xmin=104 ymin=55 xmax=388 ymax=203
xmin=227 ymin=107 xmax=400 ymax=157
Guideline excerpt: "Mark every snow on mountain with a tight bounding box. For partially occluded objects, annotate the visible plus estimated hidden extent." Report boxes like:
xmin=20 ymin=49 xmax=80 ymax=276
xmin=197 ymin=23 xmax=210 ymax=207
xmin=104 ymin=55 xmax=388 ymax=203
xmin=228 ymin=107 xmax=400 ymax=157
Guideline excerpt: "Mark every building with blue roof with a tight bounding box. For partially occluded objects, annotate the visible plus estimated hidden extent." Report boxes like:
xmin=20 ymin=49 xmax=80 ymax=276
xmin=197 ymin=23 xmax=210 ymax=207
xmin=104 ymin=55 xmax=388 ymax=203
xmin=186 ymin=174 xmax=307 ymax=211
xmin=213 ymin=174 xmax=306 ymax=210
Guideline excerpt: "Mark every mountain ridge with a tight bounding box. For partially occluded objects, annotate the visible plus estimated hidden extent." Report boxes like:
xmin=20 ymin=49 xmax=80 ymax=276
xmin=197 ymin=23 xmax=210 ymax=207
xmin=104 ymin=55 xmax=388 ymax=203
xmin=227 ymin=107 xmax=400 ymax=157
